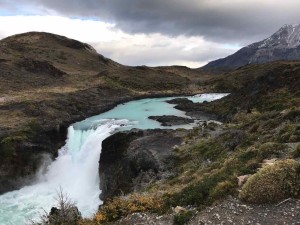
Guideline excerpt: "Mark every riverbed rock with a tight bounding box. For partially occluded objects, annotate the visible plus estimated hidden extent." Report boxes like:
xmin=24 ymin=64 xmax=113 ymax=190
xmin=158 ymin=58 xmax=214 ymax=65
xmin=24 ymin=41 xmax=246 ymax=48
xmin=99 ymin=129 xmax=184 ymax=201
xmin=148 ymin=115 xmax=194 ymax=126
xmin=166 ymin=98 xmax=217 ymax=120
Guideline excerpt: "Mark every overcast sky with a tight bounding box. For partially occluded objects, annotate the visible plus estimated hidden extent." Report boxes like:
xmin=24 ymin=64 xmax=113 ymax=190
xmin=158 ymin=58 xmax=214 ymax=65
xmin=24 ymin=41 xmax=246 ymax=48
xmin=0 ymin=0 xmax=299 ymax=67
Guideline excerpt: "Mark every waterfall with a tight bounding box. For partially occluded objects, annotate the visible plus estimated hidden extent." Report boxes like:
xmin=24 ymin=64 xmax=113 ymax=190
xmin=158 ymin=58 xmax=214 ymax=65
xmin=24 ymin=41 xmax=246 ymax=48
xmin=0 ymin=119 xmax=129 ymax=225
xmin=0 ymin=94 xmax=229 ymax=225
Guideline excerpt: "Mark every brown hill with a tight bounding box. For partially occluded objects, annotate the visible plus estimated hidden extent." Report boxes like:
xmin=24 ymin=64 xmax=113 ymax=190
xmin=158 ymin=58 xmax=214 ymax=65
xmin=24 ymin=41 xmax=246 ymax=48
xmin=0 ymin=32 xmax=210 ymax=133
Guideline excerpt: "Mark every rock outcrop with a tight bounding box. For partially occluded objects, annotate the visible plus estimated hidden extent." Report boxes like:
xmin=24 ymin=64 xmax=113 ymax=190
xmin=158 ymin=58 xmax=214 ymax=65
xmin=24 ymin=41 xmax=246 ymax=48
xmin=0 ymin=123 xmax=67 ymax=194
xmin=166 ymin=98 xmax=217 ymax=120
xmin=148 ymin=115 xmax=194 ymax=126
xmin=99 ymin=129 xmax=184 ymax=201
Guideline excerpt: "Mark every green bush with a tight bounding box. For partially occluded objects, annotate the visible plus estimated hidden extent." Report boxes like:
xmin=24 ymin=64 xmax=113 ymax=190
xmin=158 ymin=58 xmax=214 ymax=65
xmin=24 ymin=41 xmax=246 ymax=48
xmin=290 ymin=144 xmax=300 ymax=158
xmin=210 ymin=180 xmax=236 ymax=200
xmin=239 ymin=159 xmax=300 ymax=203
xmin=168 ymin=170 xmax=235 ymax=207
xmin=238 ymin=142 xmax=285 ymax=163
xmin=258 ymin=142 xmax=285 ymax=158
xmin=173 ymin=211 xmax=194 ymax=225
xmin=277 ymin=124 xmax=299 ymax=143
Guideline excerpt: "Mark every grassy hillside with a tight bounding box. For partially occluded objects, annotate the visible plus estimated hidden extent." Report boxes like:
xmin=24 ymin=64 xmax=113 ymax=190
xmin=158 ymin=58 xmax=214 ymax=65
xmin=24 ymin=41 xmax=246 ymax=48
xmin=200 ymin=61 xmax=300 ymax=119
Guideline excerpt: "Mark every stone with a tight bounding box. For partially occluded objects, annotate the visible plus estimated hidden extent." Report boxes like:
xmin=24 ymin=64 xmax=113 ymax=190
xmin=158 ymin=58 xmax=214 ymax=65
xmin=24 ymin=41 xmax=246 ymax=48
xmin=261 ymin=158 xmax=277 ymax=167
xmin=174 ymin=206 xmax=187 ymax=214
xmin=238 ymin=175 xmax=251 ymax=187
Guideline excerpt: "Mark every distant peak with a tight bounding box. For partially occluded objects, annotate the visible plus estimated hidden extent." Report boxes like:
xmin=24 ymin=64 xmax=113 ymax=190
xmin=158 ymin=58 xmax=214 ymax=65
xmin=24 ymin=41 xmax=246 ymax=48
xmin=282 ymin=23 xmax=300 ymax=28
xmin=255 ymin=23 xmax=300 ymax=49
xmin=203 ymin=23 xmax=300 ymax=70
xmin=277 ymin=23 xmax=300 ymax=33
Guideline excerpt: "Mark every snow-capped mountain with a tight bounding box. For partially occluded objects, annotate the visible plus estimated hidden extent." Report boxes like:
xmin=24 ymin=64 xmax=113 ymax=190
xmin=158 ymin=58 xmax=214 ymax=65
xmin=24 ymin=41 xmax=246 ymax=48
xmin=203 ymin=24 xmax=300 ymax=71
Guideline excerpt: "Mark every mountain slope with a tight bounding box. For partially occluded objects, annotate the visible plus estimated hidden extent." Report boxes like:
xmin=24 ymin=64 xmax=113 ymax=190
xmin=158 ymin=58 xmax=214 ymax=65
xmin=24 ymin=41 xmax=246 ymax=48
xmin=203 ymin=24 xmax=300 ymax=71
xmin=1 ymin=32 xmax=217 ymax=96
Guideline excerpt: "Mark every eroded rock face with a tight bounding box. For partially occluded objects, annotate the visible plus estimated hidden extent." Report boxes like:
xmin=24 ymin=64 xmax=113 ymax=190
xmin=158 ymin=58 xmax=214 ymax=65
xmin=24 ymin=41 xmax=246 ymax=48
xmin=99 ymin=129 xmax=184 ymax=201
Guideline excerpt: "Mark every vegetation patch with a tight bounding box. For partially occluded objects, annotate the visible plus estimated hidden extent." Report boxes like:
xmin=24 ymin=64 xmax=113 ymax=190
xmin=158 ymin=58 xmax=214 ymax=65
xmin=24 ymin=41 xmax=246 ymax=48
xmin=173 ymin=211 xmax=194 ymax=225
xmin=239 ymin=159 xmax=300 ymax=203
xmin=93 ymin=193 xmax=165 ymax=224
xmin=290 ymin=144 xmax=300 ymax=158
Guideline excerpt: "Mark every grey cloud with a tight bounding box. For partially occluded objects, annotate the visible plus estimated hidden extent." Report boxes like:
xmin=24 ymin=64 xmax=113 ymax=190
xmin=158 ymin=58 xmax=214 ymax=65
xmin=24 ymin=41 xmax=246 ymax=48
xmin=15 ymin=0 xmax=300 ymax=45
xmin=90 ymin=40 xmax=234 ymax=67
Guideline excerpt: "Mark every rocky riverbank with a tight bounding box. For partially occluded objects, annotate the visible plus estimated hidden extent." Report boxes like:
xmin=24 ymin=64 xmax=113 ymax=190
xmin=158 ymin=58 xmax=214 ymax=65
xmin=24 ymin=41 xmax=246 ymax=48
xmin=166 ymin=98 xmax=218 ymax=120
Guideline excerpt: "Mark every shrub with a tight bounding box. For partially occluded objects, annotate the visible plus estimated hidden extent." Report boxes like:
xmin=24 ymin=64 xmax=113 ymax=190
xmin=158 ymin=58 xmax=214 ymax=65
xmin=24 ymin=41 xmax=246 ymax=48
xmin=277 ymin=123 xmax=299 ymax=143
xmin=238 ymin=142 xmax=285 ymax=164
xmin=258 ymin=142 xmax=285 ymax=158
xmin=94 ymin=193 xmax=165 ymax=223
xmin=291 ymin=144 xmax=300 ymax=158
xmin=167 ymin=170 xmax=235 ymax=207
xmin=210 ymin=180 xmax=236 ymax=200
xmin=239 ymin=159 xmax=300 ymax=203
xmin=173 ymin=211 xmax=194 ymax=225
xmin=30 ymin=188 xmax=81 ymax=225
xmin=282 ymin=107 xmax=300 ymax=121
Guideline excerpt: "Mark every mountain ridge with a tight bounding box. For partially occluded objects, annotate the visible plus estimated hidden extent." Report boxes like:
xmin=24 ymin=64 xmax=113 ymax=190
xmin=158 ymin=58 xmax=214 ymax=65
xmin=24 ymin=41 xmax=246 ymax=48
xmin=203 ymin=23 xmax=300 ymax=71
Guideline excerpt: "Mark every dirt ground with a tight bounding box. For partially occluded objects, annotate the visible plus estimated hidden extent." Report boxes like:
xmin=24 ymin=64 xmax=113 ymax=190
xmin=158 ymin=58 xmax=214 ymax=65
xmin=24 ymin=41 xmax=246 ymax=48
xmin=113 ymin=196 xmax=300 ymax=225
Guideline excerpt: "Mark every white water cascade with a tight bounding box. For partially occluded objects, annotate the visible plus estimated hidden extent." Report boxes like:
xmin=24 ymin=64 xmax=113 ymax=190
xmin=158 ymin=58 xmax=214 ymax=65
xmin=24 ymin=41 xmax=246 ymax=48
xmin=0 ymin=119 xmax=130 ymax=225
xmin=0 ymin=94 xmax=229 ymax=225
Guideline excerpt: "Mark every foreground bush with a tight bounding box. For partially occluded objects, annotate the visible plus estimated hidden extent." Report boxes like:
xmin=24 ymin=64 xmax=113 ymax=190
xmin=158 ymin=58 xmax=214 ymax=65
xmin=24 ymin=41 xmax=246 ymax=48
xmin=239 ymin=159 xmax=300 ymax=203
xmin=93 ymin=193 xmax=165 ymax=223
xmin=31 ymin=188 xmax=81 ymax=225
xmin=173 ymin=211 xmax=194 ymax=225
